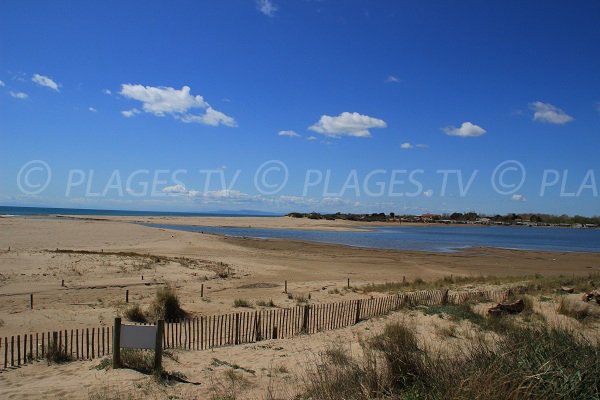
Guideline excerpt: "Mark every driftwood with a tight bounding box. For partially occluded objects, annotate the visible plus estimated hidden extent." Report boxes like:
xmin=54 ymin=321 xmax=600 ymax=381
xmin=581 ymin=291 xmax=600 ymax=305
xmin=488 ymin=299 xmax=525 ymax=316
xmin=560 ymin=286 xmax=574 ymax=293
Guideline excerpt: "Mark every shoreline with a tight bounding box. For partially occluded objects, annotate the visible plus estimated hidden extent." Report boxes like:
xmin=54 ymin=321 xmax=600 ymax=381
xmin=1 ymin=216 xmax=599 ymax=337
xmin=150 ymin=224 xmax=600 ymax=256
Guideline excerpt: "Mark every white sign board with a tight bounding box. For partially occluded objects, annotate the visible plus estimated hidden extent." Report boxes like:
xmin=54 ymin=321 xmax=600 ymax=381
xmin=120 ymin=324 xmax=157 ymax=349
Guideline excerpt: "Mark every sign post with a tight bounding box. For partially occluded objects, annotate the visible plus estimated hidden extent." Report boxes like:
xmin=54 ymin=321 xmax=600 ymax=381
xmin=112 ymin=318 xmax=164 ymax=372
xmin=112 ymin=317 xmax=121 ymax=369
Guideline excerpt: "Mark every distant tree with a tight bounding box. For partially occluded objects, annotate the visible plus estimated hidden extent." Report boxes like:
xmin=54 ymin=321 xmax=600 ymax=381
xmin=464 ymin=212 xmax=478 ymax=221
xmin=450 ymin=212 xmax=463 ymax=221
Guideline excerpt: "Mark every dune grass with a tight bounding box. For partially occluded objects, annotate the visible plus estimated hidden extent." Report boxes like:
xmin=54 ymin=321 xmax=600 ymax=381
xmin=558 ymin=297 xmax=597 ymax=321
xmin=148 ymin=286 xmax=186 ymax=321
xmin=124 ymin=304 xmax=147 ymax=323
xmin=363 ymin=272 xmax=600 ymax=295
xmin=233 ymin=298 xmax=252 ymax=308
xmin=298 ymin=319 xmax=600 ymax=400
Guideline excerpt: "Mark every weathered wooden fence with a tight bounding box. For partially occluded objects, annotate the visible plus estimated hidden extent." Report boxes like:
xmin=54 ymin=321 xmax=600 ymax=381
xmin=1 ymin=326 xmax=112 ymax=369
xmin=0 ymin=287 xmax=511 ymax=370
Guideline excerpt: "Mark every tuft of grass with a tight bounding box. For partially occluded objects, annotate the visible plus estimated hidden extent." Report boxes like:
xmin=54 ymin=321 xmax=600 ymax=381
xmin=363 ymin=272 xmax=600 ymax=295
xmin=45 ymin=341 xmax=72 ymax=364
xmin=148 ymin=286 xmax=186 ymax=321
xmin=295 ymin=294 xmax=308 ymax=304
xmin=94 ymin=357 xmax=112 ymax=370
xmin=124 ymin=304 xmax=147 ymax=323
xmin=233 ymin=298 xmax=252 ymax=308
xmin=424 ymin=303 xmax=485 ymax=325
xmin=120 ymin=349 xmax=156 ymax=373
xmin=557 ymin=297 xmax=595 ymax=321
xmin=256 ymin=299 xmax=276 ymax=307
xmin=297 ymin=320 xmax=600 ymax=400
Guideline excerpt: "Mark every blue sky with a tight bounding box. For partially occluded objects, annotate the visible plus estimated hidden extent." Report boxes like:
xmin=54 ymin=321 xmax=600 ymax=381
xmin=1 ymin=1 xmax=599 ymax=215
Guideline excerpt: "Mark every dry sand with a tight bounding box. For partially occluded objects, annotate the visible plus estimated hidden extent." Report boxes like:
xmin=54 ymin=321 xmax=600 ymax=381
xmin=0 ymin=216 xmax=599 ymax=399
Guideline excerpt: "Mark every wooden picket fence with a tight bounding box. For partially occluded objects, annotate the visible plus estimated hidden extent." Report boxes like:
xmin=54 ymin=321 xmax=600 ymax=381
xmin=1 ymin=326 xmax=112 ymax=370
xmin=0 ymin=287 xmax=512 ymax=371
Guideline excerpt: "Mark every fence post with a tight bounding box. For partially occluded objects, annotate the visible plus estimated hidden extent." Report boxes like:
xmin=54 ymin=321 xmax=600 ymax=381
xmin=235 ymin=314 xmax=240 ymax=345
xmin=112 ymin=318 xmax=121 ymax=369
xmin=125 ymin=290 xmax=129 ymax=303
xmin=354 ymin=299 xmax=362 ymax=323
xmin=442 ymin=289 xmax=449 ymax=305
xmin=30 ymin=294 xmax=33 ymax=309
xmin=284 ymin=280 xmax=287 ymax=294
xmin=201 ymin=284 xmax=204 ymax=298
xmin=255 ymin=313 xmax=262 ymax=342
xmin=302 ymin=305 xmax=310 ymax=333
xmin=154 ymin=320 xmax=164 ymax=373
xmin=347 ymin=278 xmax=350 ymax=289
xmin=272 ymin=326 xmax=278 ymax=339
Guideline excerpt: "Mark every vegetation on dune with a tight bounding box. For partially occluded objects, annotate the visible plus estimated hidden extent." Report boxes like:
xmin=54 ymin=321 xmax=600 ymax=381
xmin=256 ymin=299 xmax=276 ymax=307
xmin=299 ymin=320 xmax=600 ymax=400
xmin=148 ymin=286 xmax=186 ymax=321
xmin=363 ymin=272 xmax=600 ymax=295
xmin=124 ymin=304 xmax=147 ymax=323
xmin=233 ymin=298 xmax=252 ymax=308
xmin=558 ymin=297 xmax=597 ymax=321
xmin=45 ymin=341 xmax=72 ymax=364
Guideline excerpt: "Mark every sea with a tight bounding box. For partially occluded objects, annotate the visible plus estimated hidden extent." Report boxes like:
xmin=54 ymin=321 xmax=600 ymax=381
xmin=147 ymin=224 xmax=600 ymax=253
xmin=0 ymin=205 xmax=277 ymax=218
xmin=2 ymin=206 xmax=599 ymax=253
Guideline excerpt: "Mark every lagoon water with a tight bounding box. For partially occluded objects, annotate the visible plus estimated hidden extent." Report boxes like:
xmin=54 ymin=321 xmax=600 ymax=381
xmin=148 ymin=224 xmax=600 ymax=253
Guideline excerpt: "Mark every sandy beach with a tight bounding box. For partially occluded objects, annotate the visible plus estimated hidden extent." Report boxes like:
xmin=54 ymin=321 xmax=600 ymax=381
xmin=1 ymin=215 xmax=599 ymax=336
xmin=1 ymin=216 xmax=599 ymax=398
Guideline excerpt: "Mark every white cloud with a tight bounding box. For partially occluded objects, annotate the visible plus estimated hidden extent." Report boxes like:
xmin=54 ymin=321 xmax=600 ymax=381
xmin=530 ymin=101 xmax=573 ymax=124
xmin=9 ymin=91 xmax=28 ymax=99
xmin=278 ymin=130 xmax=300 ymax=138
xmin=309 ymin=111 xmax=387 ymax=138
xmin=177 ymin=107 xmax=237 ymax=127
xmin=306 ymin=136 xmax=317 ymax=141
xmin=256 ymin=0 xmax=277 ymax=17
xmin=88 ymin=107 xmax=97 ymax=112
xmin=443 ymin=121 xmax=486 ymax=137
xmin=416 ymin=143 xmax=429 ymax=148
xmin=385 ymin=75 xmax=400 ymax=83
xmin=162 ymin=184 xmax=188 ymax=194
xmin=0 ymin=80 xmax=5 ymax=87
xmin=121 ymin=108 xmax=140 ymax=118
xmin=400 ymin=142 xmax=413 ymax=149
xmin=102 ymin=89 xmax=112 ymax=95
xmin=119 ymin=84 xmax=236 ymax=127
xmin=511 ymin=194 xmax=526 ymax=202
xmin=423 ymin=189 xmax=433 ymax=197
xmin=31 ymin=74 xmax=60 ymax=91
